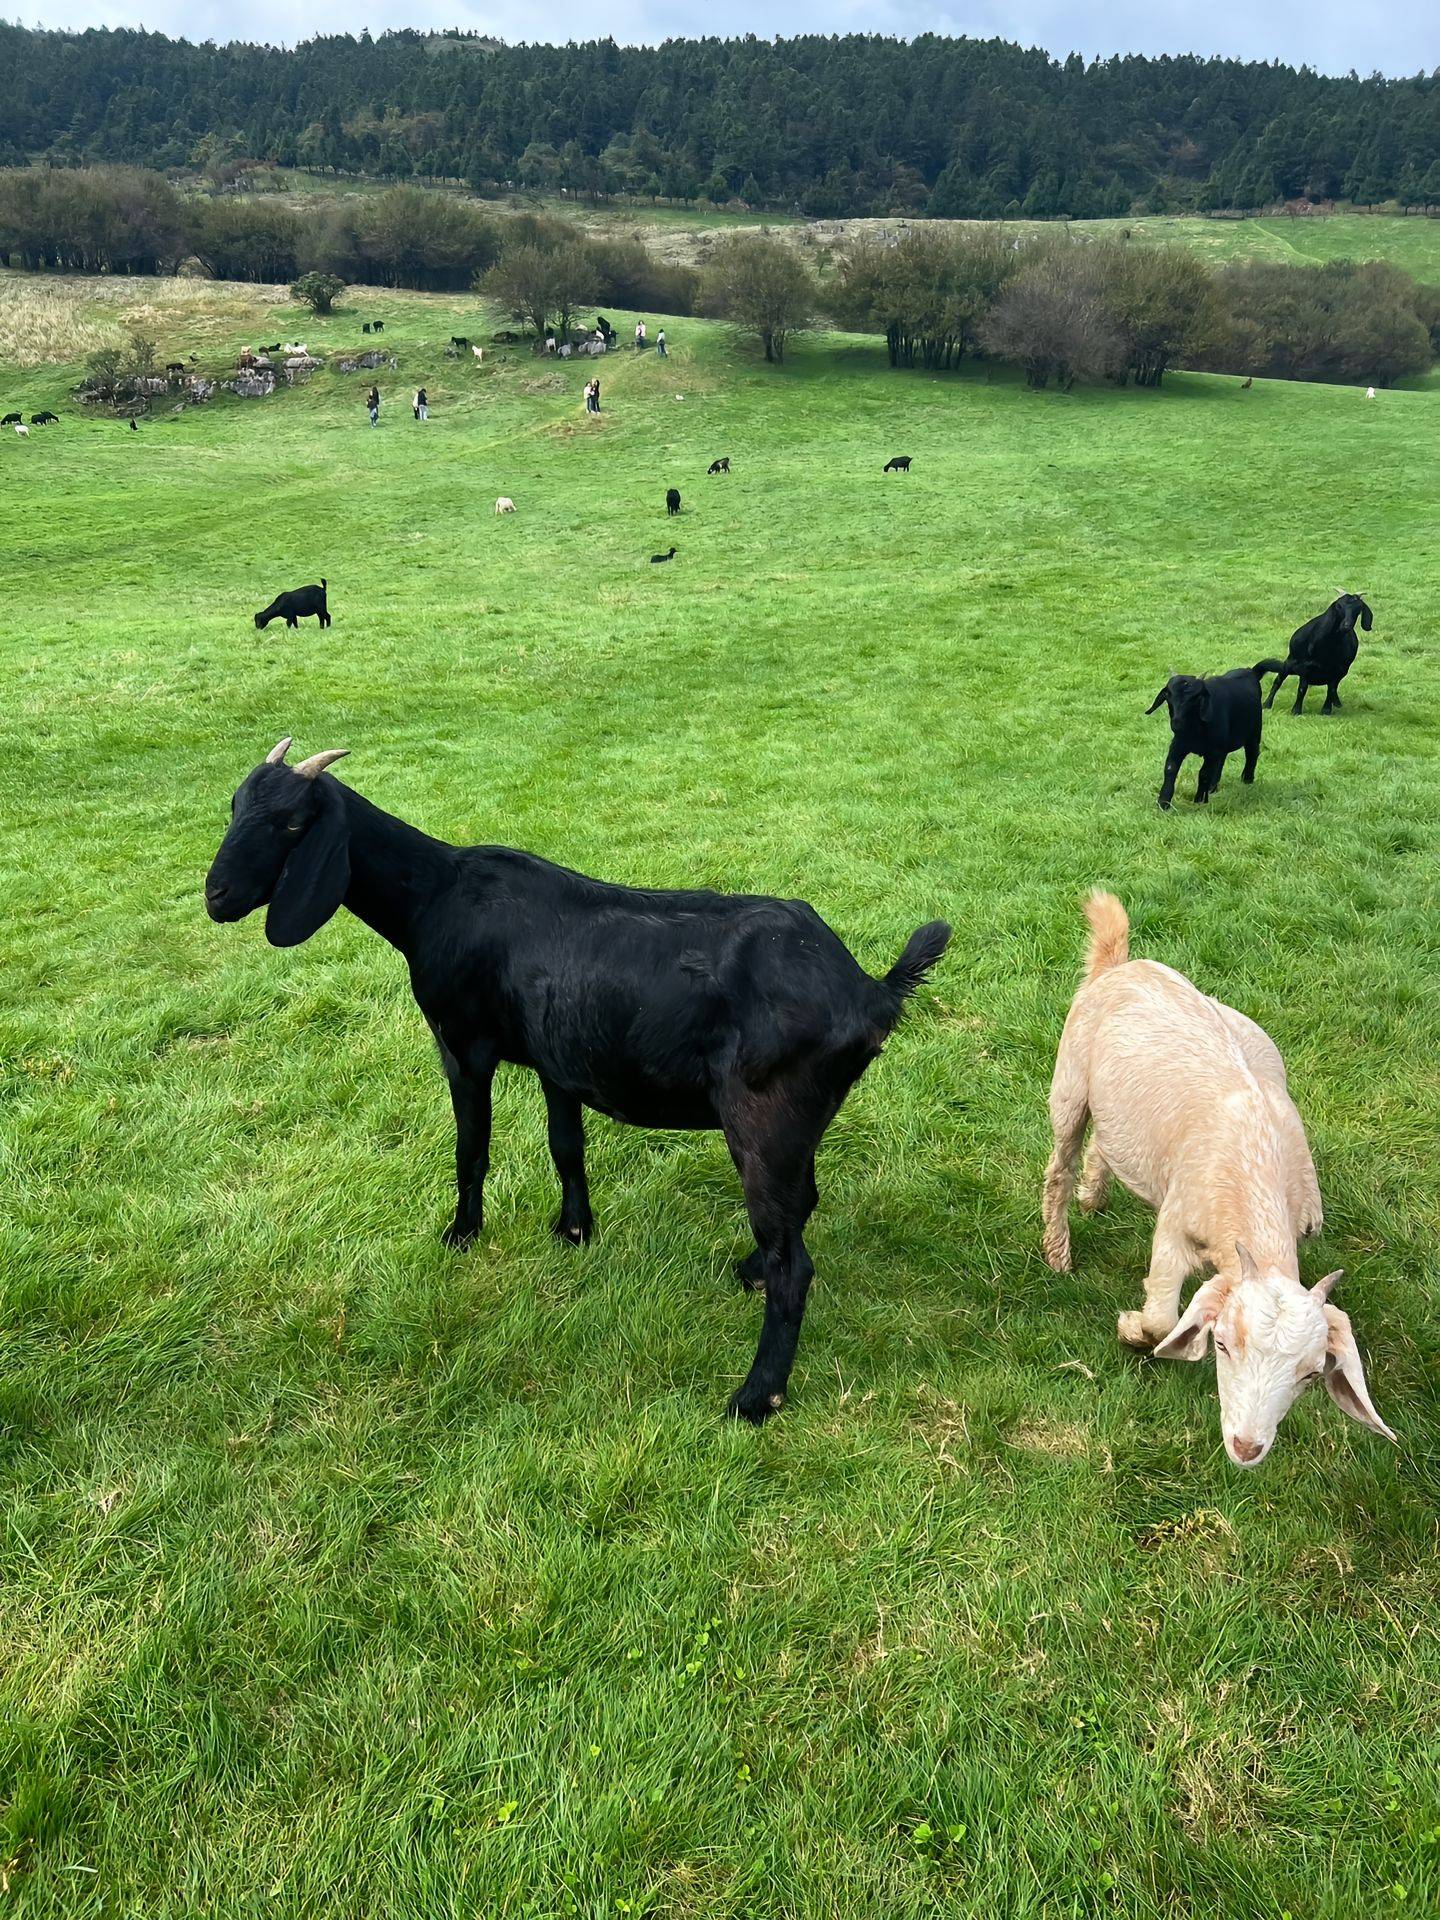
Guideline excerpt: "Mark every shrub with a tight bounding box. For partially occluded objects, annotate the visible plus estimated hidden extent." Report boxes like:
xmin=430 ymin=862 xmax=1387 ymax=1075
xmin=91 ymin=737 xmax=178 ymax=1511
xmin=700 ymin=231 xmax=814 ymax=363
xmin=290 ymin=270 xmax=346 ymax=314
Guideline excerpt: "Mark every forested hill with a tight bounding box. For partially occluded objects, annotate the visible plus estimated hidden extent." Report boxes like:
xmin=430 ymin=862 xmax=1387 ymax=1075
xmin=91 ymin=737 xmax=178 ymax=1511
xmin=2 ymin=26 xmax=1436 ymax=218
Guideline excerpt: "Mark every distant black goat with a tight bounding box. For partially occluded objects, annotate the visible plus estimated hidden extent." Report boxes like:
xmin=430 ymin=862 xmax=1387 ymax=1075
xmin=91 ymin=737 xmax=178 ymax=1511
xmin=1 ymin=413 xmax=20 ymax=426
xmin=666 ymin=488 xmax=681 ymax=516
xmin=1258 ymin=594 xmax=1373 ymax=715
xmin=205 ymin=740 xmax=951 ymax=1421
xmin=883 ymin=456 xmax=912 ymax=473
xmin=362 ymin=323 xmax=373 ymax=335
xmin=260 ymin=344 xmax=281 ymax=355
xmin=1147 ymin=664 xmax=1271 ymax=810
xmin=651 ymin=547 xmax=677 ymax=564
xmin=371 ymin=321 xmax=384 ymax=333
xmin=708 ymin=458 xmax=730 ymax=475
xmin=30 ymin=411 xmax=59 ymax=425
xmin=451 ymin=336 xmax=469 ymax=350
xmin=254 ymin=580 xmax=330 ymax=630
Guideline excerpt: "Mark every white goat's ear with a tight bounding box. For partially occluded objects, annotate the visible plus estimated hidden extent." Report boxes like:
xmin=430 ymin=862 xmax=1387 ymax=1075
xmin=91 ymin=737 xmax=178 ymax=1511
xmin=1310 ymin=1269 xmax=1342 ymax=1303
xmin=1322 ymin=1306 xmax=1396 ymax=1442
xmin=1235 ymin=1241 xmax=1260 ymax=1282
xmin=1153 ymin=1278 xmax=1226 ymax=1362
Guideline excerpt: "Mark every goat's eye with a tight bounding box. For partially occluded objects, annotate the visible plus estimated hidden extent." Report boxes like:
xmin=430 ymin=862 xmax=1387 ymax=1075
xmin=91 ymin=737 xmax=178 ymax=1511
xmin=1215 ymin=1340 xmax=1230 ymax=1359
xmin=286 ymin=818 xmax=305 ymax=835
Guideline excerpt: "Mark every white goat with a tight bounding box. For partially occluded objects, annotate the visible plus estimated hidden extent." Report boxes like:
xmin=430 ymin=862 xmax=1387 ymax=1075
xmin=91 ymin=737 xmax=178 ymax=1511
xmin=472 ymin=345 xmax=484 ymax=362
xmin=1366 ymin=386 xmax=1377 ymax=400
xmin=14 ymin=423 xmax=28 ymax=436
xmin=1043 ymin=892 xmax=1393 ymax=1466
xmin=494 ymin=496 xmax=515 ymax=515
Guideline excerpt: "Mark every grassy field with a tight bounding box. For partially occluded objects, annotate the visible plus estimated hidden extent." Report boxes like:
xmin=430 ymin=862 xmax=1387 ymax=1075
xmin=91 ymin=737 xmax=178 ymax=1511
xmin=2 ymin=273 xmax=1439 ymax=1920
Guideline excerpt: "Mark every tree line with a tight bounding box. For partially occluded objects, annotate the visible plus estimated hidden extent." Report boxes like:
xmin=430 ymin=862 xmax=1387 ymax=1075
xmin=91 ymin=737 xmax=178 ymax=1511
xmin=0 ymin=24 xmax=1436 ymax=219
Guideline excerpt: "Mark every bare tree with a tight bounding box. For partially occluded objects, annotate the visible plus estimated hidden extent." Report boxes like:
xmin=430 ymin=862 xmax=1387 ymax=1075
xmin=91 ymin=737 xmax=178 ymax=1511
xmin=977 ymin=243 xmax=1121 ymax=390
xmin=482 ymin=238 xmax=595 ymax=339
xmin=700 ymin=231 xmax=814 ymax=363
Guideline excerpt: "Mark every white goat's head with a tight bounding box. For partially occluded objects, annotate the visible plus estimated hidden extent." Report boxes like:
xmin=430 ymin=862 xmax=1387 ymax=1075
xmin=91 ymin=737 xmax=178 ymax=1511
xmin=1154 ymin=1247 xmax=1394 ymax=1467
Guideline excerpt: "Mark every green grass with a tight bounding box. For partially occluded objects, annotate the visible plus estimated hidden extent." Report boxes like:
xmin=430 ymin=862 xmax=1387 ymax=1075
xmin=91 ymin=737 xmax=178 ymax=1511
xmin=1075 ymin=212 xmax=1440 ymax=278
xmin=3 ymin=277 xmax=1439 ymax=1920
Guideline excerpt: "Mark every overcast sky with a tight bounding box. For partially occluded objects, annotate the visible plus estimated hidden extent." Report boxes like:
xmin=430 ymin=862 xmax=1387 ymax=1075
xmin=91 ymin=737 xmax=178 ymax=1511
xmin=20 ymin=0 xmax=1435 ymax=80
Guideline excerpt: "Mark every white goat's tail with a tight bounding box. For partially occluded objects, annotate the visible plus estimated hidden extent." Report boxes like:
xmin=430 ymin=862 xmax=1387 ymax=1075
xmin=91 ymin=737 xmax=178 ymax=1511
xmin=1082 ymin=891 xmax=1130 ymax=982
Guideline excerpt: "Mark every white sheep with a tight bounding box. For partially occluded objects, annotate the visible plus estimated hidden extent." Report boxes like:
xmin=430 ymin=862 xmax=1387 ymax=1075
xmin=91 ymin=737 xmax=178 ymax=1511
xmin=1042 ymin=892 xmax=1393 ymax=1467
xmin=1366 ymin=386 xmax=1377 ymax=400
xmin=13 ymin=423 xmax=28 ymax=436
xmin=494 ymin=496 xmax=515 ymax=515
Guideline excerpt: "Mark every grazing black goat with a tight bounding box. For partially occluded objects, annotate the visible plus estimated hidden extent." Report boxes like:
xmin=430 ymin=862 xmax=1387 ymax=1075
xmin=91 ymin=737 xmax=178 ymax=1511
xmin=451 ymin=336 xmax=469 ymax=349
xmin=254 ymin=580 xmax=330 ymax=630
xmin=372 ymin=321 xmax=385 ymax=333
xmin=883 ymin=456 xmax=912 ymax=473
xmin=205 ymin=741 xmax=951 ymax=1421
xmin=362 ymin=323 xmax=373 ymax=335
xmin=708 ymin=458 xmax=730 ymax=475
xmin=666 ymin=488 xmax=682 ymax=516
xmin=1147 ymin=664 xmax=1271 ymax=810
xmin=1258 ymin=594 xmax=1373 ymax=715
xmin=651 ymin=547 xmax=677 ymax=564
xmin=31 ymin=411 xmax=59 ymax=425
xmin=1 ymin=413 xmax=20 ymax=426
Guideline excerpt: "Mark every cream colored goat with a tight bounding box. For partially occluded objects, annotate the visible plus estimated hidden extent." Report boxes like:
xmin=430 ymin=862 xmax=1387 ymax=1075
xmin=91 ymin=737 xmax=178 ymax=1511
xmin=1042 ymin=893 xmax=1393 ymax=1466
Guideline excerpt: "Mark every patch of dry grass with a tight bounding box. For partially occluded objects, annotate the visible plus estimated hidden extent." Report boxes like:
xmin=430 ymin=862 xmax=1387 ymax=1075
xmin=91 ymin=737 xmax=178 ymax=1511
xmin=0 ymin=271 xmax=290 ymax=367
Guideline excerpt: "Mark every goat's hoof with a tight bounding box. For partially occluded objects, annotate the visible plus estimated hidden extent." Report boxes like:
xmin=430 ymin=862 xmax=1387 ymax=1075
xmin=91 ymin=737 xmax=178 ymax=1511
xmin=552 ymin=1216 xmax=593 ymax=1246
xmin=442 ymin=1220 xmax=478 ymax=1251
xmin=1117 ymin=1311 xmax=1154 ymax=1350
xmin=727 ymin=1384 xmax=785 ymax=1424
xmin=1042 ymin=1231 xmax=1071 ymax=1273
xmin=735 ymin=1249 xmax=766 ymax=1291
xmin=1157 ymin=798 xmax=1172 ymax=812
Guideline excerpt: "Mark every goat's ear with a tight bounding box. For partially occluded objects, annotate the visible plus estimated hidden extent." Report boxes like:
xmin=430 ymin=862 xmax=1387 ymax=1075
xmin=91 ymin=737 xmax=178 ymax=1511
xmin=1322 ymin=1305 xmax=1396 ymax=1442
xmin=1145 ymin=686 xmax=1170 ymax=715
xmin=1358 ymin=599 xmax=1374 ymax=632
xmin=266 ymin=779 xmax=350 ymax=948
xmin=1153 ymin=1277 xmax=1226 ymax=1362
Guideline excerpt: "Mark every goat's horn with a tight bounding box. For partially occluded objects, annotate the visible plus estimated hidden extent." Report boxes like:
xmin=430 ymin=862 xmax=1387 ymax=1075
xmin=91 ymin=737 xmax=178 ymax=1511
xmin=1311 ymin=1270 xmax=1343 ymax=1301
xmin=293 ymin=748 xmax=349 ymax=780
xmin=1235 ymin=1242 xmax=1259 ymax=1282
xmin=266 ymin=736 xmax=293 ymax=764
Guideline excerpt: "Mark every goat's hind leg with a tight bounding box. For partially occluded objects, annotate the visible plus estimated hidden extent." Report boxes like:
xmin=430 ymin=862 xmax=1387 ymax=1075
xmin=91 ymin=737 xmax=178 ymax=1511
xmin=724 ymin=1096 xmax=825 ymax=1423
xmin=1042 ymin=1070 xmax=1088 ymax=1273
xmin=1077 ymin=1138 xmax=1111 ymax=1214
xmin=736 ymin=1156 xmax=816 ymax=1290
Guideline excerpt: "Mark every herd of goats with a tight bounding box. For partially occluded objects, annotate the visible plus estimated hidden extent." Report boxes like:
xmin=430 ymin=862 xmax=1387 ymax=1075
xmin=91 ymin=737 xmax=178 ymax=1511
xmin=206 ymin=587 xmax=1388 ymax=1469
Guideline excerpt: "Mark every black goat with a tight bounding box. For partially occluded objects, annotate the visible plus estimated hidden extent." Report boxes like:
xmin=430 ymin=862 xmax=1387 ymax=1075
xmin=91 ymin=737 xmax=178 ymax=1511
xmin=1 ymin=413 xmax=20 ymax=426
xmin=883 ymin=456 xmax=912 ymax=473
xmin=666 ymin=488 xmax=681 ymax=516
xmin=1147 ymin=664 xmax=1271 ymax=810
xmin=708 ymin=458 xmax=730 ymax=475
xmin=31 ymin=411 xmax=59 ymax=425
xmin=372 ymin=321 xmax=385 ymax=333
xmin=651 ymin=547 xmax=676 ymax=564
xmin=451 ymin=336 xmax=470 ymax=349
xmin=362 ymin=323 xmax=373 ymax=335
xmin=205 ymin=741 xmax=951 ymax=1421
xmin=1259 ymin=594 xmax=1373 ymax=715
xmin=254 ymin=580 xmax=330 ymax=630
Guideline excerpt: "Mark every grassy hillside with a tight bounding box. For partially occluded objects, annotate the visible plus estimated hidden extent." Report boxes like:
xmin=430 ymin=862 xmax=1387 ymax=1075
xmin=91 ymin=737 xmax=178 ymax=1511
xmin=2 ymin=277 xmax=1439 ymax=1920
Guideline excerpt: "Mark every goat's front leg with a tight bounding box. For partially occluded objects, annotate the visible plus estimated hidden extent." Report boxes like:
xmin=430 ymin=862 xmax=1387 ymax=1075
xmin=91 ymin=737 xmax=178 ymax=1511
xmin=540 ymin=1076 xmax=594 ymax=1244
xmin=1118 ymin=1218 xmax=1192 ymax=1349
xmin=440 ymin=1042 xmax=498 ymax=1249
xmin=1157 ymin=744 xmax=1186 ymax=811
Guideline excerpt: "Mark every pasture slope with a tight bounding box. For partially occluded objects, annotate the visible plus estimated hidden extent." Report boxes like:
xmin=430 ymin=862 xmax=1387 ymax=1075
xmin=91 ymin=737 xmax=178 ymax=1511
xmin=1 ymin=274 xmax=1439 ymax=1920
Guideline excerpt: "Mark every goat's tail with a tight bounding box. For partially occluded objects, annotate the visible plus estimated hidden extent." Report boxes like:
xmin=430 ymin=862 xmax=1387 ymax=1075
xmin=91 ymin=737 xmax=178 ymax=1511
xmin=320 ymin=578 xmax=328 ymax=590
xmin=1082 ymin=892 xmax=1130 ymax=982
xmin=1251 ymin=657 xmax=1287 ymax=680
xmin=885 ymin=920 xmax=952 ymax=1004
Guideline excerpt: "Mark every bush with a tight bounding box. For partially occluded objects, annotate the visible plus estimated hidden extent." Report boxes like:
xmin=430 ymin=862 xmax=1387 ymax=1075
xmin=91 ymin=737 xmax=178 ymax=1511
xmin=188 ymin=197 xmax=300 ymax=283
xmin=1195 ymin=258 xmax=1433 ymax=386
xmin=977 ymin=242 xmax=1121 ymax=389
xmin=290 ymin=270 xmax=346 ymax=314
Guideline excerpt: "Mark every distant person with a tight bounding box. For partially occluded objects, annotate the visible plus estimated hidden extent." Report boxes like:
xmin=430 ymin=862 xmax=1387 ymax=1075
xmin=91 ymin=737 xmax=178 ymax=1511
xmin=592 ymin=378 xmax=601 ymax=414
xmin=413 ymin=386 xmax=428 ymax=421
xmin=583 ymin=379 xmax=597 ymax=415
xmin=635 ymin=321 xmax=646 ymax=350
xmin=656 ymin=328 xmax=667 ymax=358
xmin=366 ymin=385 xmax=380 ymax=428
